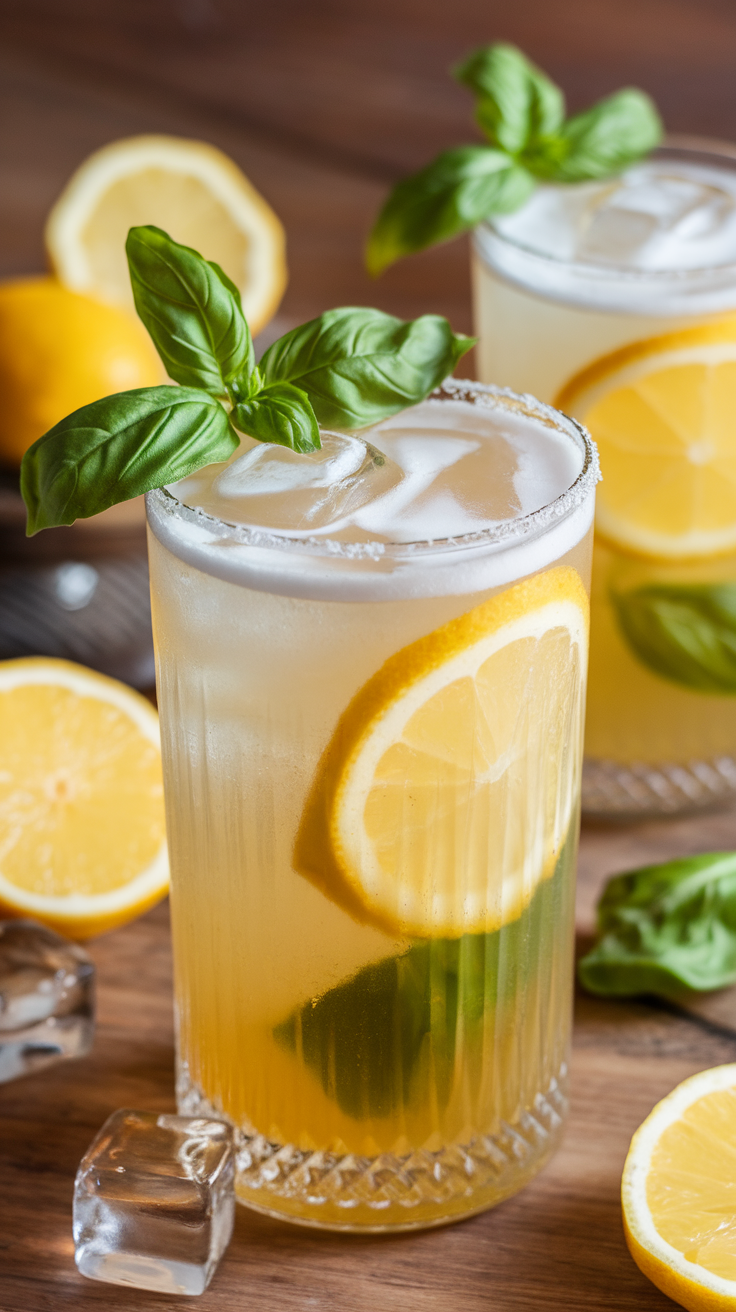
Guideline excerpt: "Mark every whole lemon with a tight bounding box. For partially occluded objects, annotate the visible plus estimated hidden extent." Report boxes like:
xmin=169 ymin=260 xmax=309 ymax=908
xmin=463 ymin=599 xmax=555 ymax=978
xmin=0 ymin=276 xmax=165 ymax=466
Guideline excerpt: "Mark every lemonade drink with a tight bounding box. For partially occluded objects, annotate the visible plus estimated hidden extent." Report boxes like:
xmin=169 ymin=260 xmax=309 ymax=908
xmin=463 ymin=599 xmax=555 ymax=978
xmin=473 ymin=141 xmax=736 ymax=815
xmin=146 ymin=382 xmax=596 ymax=1231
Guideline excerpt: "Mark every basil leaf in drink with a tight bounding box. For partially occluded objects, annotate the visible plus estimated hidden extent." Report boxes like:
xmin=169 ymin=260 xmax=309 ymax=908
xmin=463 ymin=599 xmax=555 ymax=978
xmin=126 ymin=226 xmax=254 ymax=396
xmin=366 ymin=147 xmax=533 ymax=276
xmin=261 ymin=305 xmax=475 ymax=425
xmin=21 ymin=387 xmax=238 ymax=533
xmin=612 ymin=582 xmax=736 ymax=694
xmin=578 ymin=853 xmax=736 ymax=998
xmin=454 ymin=43 xmax=565 ymax=155
xmin=232 ymin=382 xmax=320 ymax=454
xmin=275 ymin=855 xmax=564 ymax=1119
xmin=535 ymin=88 xmax=663 ymax=182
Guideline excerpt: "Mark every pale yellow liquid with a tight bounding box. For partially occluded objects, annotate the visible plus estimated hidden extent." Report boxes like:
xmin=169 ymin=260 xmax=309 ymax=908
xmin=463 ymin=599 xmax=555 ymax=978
xmin=473 ymin=253 xmax=736 ymax=773
xmin=147 ymin=391 xmax=593 ymax=1229
xmin=149 ymin=529 xmax=590 ymax=1229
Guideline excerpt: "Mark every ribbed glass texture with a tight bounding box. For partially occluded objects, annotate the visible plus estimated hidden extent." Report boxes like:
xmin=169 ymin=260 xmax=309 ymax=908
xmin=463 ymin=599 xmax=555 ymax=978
xmin=148 ymin=540 xmax=590 ymax=1230
xmin=147 ymin=385 xmax=594 ymax=1230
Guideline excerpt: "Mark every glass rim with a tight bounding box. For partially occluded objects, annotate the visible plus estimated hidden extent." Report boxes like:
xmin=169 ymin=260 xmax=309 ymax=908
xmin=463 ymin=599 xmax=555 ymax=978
xmin=147 ymin=380 xmax=599 ymax=564
xmin=478 ymin=135 xmax=736 ymax=283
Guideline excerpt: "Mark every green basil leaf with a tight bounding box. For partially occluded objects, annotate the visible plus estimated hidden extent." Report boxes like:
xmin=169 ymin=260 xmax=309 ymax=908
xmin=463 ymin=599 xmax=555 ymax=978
xmin=21 ymin=386 xmax=238 ymax=533
xmin=232 ymin=382 xmax=320 ymax=454
xmin=454 ymin=43 xmax=565 ymax=154
xmin=533 ymin=88 xmax=663 ymax=182
xmin=578 ymin=853 xmax=736 ymax=997
xmin=126 ymin=225 xmax=254 ymax=396
xmin=261 ymin=305 xmax=476 ymax=427
xmin=276 ymin=849 xmax=565 ymax=1119
xmin=612 ymin=582 xmax=736 ymax=694
xmin=366 ymin=147 xmax=533 ymax=274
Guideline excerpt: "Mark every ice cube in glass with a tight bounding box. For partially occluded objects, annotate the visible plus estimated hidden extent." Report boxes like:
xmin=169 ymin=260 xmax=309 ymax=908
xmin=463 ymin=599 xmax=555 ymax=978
xmin=73 ymin=1110 xmax=235 ymax=1296
xmin=0 ymin=918 xmax=94 ymax=1083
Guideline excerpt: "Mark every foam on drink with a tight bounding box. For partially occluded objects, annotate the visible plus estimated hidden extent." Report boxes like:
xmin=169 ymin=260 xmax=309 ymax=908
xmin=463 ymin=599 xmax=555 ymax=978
xmin=148 ymin=383 xmax=596 ymax=602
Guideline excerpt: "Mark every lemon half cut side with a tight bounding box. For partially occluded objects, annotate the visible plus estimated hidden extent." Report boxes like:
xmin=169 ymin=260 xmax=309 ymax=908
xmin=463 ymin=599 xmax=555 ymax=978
xmin=0 ymin=658 xmax=168 ymax=939
xmin=45 ymin=134 xmax=287 ymax=336
xmin=556 ymin=318 xmax=736 ymax=560
xmin=295 ymin=567 xmax=589 ymax=940
xmin=623 ymin=1063 xmax=736 ymax=1312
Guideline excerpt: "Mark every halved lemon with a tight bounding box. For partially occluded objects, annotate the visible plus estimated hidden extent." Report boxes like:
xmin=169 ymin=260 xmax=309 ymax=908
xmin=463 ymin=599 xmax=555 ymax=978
xmin=623 ymin=1064 xmax=736 ymax=1311
xmin=0 ymin=658 xmax=168 ymax=939
xmin=555 ymin=319 xmax=736 ymax=559
xmin=294 ymin=567 xmax=588 ymax=939
xmin=45 ymin=134 xmax=287 ymax=336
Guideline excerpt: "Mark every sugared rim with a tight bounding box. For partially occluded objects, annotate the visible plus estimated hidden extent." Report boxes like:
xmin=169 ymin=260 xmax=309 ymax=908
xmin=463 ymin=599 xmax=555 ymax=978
xmin=147 ymin=379 xmax=599 ymax=563
xmin=479 ymin=136 xmax=736 ymax=282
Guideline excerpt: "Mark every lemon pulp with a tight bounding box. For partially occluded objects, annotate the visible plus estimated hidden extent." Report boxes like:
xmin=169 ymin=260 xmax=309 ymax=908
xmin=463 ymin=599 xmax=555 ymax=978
xmin=295 ymin=566 xmax=589 ymax=939
xmin=556 ymin=318 xmax=736 ymax=560
xmin=0 ymin=658 xmax=168 ymax=938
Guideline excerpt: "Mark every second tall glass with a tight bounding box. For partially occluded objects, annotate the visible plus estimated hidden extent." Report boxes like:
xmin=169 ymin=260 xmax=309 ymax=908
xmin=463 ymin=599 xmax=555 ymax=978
xmin=474 ymin=139 xmax=736 ymax=816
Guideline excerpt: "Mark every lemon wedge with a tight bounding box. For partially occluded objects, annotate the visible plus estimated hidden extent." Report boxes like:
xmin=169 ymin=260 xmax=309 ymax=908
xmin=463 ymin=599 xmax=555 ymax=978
xmin=0 ymin=658 xmax=168 ymax=939
xmin=45 ymin=134 xmax=287 ymax=336
xmin=555 ymin=318 xmax=736 ymax=559
xmin=623 ymin=1063 xmax=736 ymax=1311
xmin=294 ymin=567 xmax=588 ymax=939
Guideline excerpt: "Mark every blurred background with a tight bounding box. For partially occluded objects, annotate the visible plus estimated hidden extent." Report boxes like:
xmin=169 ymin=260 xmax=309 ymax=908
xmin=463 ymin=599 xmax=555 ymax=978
xmin=2 ymin=0 xmax=736 ymax=334
xmin=1 ymin=0 xmax=734 ymax=686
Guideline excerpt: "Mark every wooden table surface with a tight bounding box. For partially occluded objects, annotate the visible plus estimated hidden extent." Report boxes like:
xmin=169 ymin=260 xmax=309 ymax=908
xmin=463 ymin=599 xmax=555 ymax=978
xmin=3 ymin=3 xmax=736 ymax=1307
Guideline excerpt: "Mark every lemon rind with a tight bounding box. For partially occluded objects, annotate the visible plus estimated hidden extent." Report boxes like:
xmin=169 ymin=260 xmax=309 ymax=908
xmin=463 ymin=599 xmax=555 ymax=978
xmin=622 ymin=1063 xmax=736 ymax=1310
xmin=556 ymin=325 xmax=736 ymax=562
xmin=0 ymin=657 xmax=168 ymax=936
xmin=294 ymin=568 xmax=588 ymax=940
xmin=45 ymin=133 xmax=287 ymax=335
xmin=335 ymin=596 xmax=587 ymax=937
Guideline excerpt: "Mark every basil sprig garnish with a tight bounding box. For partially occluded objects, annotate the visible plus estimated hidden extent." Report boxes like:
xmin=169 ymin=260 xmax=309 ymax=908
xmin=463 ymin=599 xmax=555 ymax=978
xmin=366 ymin=43 xmax=662 ymax=274
xmin=578 ymin=853 xmax=736 ymax=997
xmin=612 ymin=582 xmax=736 ymax=694
xmin=21 ymin=226 xmax=473 ymax=533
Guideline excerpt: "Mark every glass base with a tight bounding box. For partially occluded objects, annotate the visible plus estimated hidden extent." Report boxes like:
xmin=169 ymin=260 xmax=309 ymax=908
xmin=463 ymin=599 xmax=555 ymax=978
xmin=177 ymin=1061 xmax=568 ymax=1233
xmin=583 ymin=754 xmax=736 ymax=820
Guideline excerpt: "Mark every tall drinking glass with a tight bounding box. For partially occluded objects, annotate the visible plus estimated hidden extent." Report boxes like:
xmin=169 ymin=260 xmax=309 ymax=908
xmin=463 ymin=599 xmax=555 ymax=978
xmin=146 ymin=381 xmax=597 ymax=1231
xmin=473 ymin=140 xmax=736 ymax=816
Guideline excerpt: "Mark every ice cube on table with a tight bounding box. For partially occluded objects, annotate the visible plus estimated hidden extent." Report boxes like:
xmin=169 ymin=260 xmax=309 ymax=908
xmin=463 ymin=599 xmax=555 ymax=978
xmin=0 ymin=919 xmax=94 ymax=1083
xmin=74 ymin=1110 xmax=235 ymax=1296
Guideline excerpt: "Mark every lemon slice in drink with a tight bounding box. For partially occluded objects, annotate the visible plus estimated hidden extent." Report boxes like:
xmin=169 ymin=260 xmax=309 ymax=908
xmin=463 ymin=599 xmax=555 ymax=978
xmin=0 ymin=658 xmax=168 ymax=939
xmin=45 ymin=134 xmax=287 ymax=335
xmin=556 ymin=319 xmax=736 ymax=559
xmin=622 ymin=1064 xmax=736 ymax=1311
xmin=294 ymin=567 xmax=588 ymax=940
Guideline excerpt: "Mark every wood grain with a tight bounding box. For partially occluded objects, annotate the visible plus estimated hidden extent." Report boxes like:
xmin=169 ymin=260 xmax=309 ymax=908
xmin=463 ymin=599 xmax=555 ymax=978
xmin=4 ymin=810 xmax=736 ymax=1312
xmin=2 ymin=5 xmax=736 ymax=1306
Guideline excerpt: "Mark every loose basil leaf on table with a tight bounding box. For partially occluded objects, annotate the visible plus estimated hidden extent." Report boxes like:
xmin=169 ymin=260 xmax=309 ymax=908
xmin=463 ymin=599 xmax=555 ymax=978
xmin=367 ymin=41 xmax=663 ymax=273
xmin=612 ymin=582 xmax=736 ymax=694
xmin=232 ymin=382 xmax=320 ymax=454
xmin=260 ymin=305 xmax=475 ymax=426
xmin=454 ymin=42 xmax=565 ymax=155
xmin=365 ymin=149 xmax=534 ymax=276
xmin=578 ymin=852 xmax=736 ymax=997
xmin=126 ymin=225 xmax=254 ymax=395
xmin=21 ymin=387 xmax=239 ymax=532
